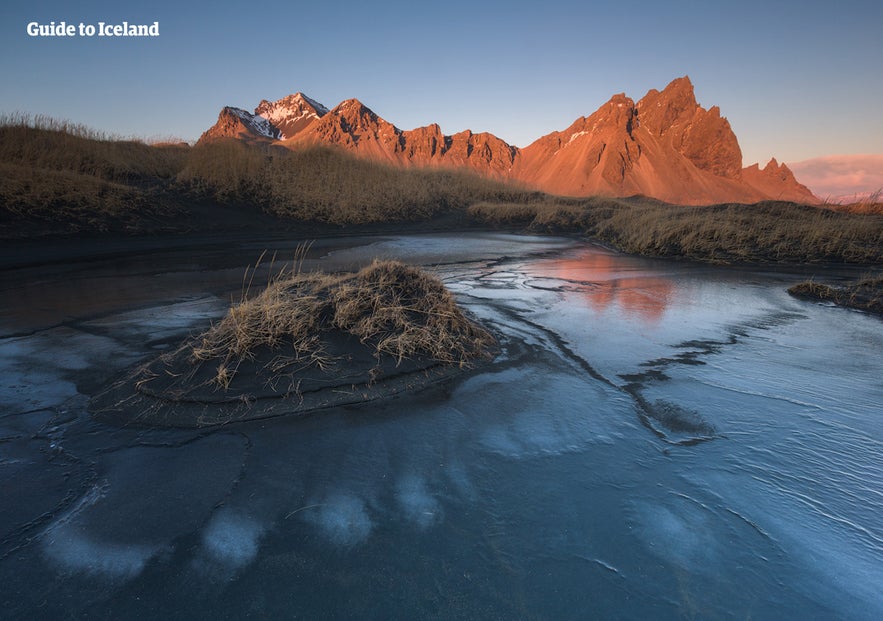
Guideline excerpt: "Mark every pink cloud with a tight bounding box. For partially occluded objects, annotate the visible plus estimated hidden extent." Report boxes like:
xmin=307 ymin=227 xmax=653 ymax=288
xmin=788 ymin=154 xmax=883 ymax=202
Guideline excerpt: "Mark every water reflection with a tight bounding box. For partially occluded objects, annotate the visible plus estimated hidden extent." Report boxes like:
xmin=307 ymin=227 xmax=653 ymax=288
xmin=531 ymin=249 xmax=675 ymax=322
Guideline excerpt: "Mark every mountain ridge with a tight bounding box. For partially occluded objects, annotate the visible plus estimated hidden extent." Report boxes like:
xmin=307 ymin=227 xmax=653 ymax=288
xmin=198 ymin=77 xmax=818 ymax=205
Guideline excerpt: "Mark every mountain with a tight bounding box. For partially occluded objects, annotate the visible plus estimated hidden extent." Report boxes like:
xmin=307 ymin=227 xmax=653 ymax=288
xmin=283 ymin=98 xmax=406 ymax=164
xmin=282 ymin=98 xmax=518 ymax=174
xmin=255 ymin=93 xmax=329 ymax=139
xmin=197 ymin=92 xmax=328 ymax=142
xmin=742 ymin=159 xmax=814 ymax=202
xmin=198 ymin=78 xmax=818 ymax=205
xmin=198 ymin=106 xmax=280 ymax=142
xmin=513 ymin=77 xmax=816 ymax=204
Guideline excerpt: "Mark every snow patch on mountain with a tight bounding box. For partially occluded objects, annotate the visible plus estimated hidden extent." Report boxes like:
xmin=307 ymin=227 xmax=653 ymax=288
xmin=566 ymin=131 xmax=590 ymax=146
xmin=300 ymin=94 xmax=329 ymax=116
xmin=253 ymin=93 xmax=329 ymax=139
xmin=228 ymin=107 xmax=280 ymax=139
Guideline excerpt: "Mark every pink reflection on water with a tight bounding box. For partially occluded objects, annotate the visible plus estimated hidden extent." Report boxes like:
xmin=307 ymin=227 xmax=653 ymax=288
xmin=532 ymin=249 xmax=675 ymax=323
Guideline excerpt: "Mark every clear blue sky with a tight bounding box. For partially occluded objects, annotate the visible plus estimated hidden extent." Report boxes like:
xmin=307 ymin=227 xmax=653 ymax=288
xmin=2 ymin=0 xmax=881 ymax=166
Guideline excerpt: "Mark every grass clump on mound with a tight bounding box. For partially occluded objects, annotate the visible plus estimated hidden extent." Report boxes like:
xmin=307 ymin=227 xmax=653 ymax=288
xmin=788 ymin=276 xmax=883 ymax=315
xmin=191 ymin=259 xmax=495 ymax=388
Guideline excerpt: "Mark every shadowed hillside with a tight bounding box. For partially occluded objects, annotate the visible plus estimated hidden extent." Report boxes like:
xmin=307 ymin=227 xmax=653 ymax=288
xmin=0 ymin=116 xmax=534 ymax=235
xmin=0 ymin=116 xmax=188 ymax=234
xmin=178 ymin=141 xmax=534 ymax=224
xmin=2 ymin=116 xmax=880 ymax=266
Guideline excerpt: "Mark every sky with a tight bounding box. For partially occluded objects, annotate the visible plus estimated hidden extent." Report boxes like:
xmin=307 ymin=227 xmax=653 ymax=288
xmin=789 ymin=155 xmax=883 ymax=202
xmin=2 ymin=0 xmax=881 ymax=192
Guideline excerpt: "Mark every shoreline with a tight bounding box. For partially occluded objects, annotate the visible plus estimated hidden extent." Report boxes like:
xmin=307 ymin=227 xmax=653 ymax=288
xmin=788 ymin=278 xmax=883 ymax=316
xmin=2 ymin=218 xmax=879 ymax=273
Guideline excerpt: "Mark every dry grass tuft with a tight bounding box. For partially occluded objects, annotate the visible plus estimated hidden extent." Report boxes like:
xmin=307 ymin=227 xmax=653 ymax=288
xmin=332 ymin=260 xmax=494 ymax=364
xmin=788 ymin=276 xmax=883 ymax=314
xmin=191 ymin=256 xmax=494 ymax=388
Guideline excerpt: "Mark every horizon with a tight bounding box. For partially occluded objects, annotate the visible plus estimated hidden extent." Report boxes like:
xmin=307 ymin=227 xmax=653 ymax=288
xmin=2 ymin=0 xmax=881 ymax=197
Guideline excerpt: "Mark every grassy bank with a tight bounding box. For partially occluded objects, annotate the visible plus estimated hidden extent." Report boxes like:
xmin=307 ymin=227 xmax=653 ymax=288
xmin=788 ymin=277 xmax=883 ymax=315
xmin=0 ymin=117 xmax=187 ymax=234
xmin=0 ymin=116 xmax=533 ymax=235
xmin=178 ymin=141 xmax=533 ymax=225
xmin=468 ymin=199 xmax=883 ymax=264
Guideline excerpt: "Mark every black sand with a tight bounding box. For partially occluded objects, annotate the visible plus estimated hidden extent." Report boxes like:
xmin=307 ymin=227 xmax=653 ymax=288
xmin=90 ymin=333 xmax=472 ymax=428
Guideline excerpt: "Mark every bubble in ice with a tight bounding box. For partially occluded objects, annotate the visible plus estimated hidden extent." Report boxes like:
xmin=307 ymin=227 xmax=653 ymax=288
xmin=200 ymin=509 xmax=265 ymax=569
xmin=42 ymin=523 xmax=160 ymax=580
xmin=396 ymin=474 xmax=442 ymax=530
xmin=305 ymin=493 xmax=373 ymax=547
xmin=629 ymin=499 xmax=719 ymax=570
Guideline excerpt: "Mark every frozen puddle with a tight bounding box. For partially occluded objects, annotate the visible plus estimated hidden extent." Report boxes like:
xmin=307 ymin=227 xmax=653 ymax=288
xmin=1 ymin=233 xmax=880 ymax=619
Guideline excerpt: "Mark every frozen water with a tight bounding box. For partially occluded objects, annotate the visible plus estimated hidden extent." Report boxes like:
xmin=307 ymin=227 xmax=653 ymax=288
xmin=83 ymin=296 xmax=227 ymax=347
xmin=43 ymin=520 xmax=163 ymax=580
xmin=395 ymin=474 xmax=442 ymax=530
xmin=305 ymin=492 xmax=374 ymax=547
xmin=40 ymin=482 xmax=164 ymax=580
xmin=1 ymin=233 xmax=880 ymax=619
xmin=629 ymin=498 xmax=722 ymax=571
xmin=200 ymin=509 xmax=265 ymax=570
xmin=321 ymin=232 xmax=578 ymax=267
xmin=0 ymin=327 xmax=129 ymax=412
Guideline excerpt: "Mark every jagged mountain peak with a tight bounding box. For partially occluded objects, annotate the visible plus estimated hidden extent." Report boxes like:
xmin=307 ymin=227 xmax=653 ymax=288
xmin=255 ymin=92 xmax=328 ymax=113
xmin=633 ymin=76 xmax=742 ymax=178
xmin=196 ymin=106 xmax=279 ymax=142
xmin=289 ymin=92 xmax=329 ymax=114
xmin=743 ymin=157 xmax=815 ymax=201
xmin=663 ymin=75 xmax=695 ymax=96
xmin=638 ymin=76 xmax=695 ymax=104
xmin=321 ymin=99 xmax=403 ymax=138
xmin=253 ymin=93 xmax=329 ymax=140
xmin=592 ymin=93 xmax=636 ymax=123
xmin=331 ymin=98 xmax=376 ymax=116
xmin=198 ymin=79 xmax=818 ymax=205
xmin=607 ymin=92 xmax=635 ymax=106
xmin=637 ymin=76 xmax=699 ymax=130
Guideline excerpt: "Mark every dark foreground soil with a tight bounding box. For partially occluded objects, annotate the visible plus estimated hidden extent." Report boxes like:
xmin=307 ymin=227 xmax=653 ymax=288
xmin=90 ymin=334 xmax=479 ymax=428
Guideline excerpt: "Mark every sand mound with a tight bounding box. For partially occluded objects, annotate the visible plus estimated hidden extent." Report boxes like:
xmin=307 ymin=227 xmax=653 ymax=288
xmin=91 ymin=260 xmax=495 ymax=427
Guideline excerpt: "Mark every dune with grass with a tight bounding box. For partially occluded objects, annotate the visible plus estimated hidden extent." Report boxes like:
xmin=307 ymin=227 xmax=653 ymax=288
xmin=91 ymin=258 xmax=496 ymax=427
